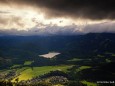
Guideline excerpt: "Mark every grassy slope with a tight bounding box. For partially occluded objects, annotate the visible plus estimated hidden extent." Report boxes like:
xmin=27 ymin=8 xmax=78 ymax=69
xmin=24 ymin=61 xmax=34 ymax=66
xmin=81 ymin=81 xmax=97 ymax=86
xmin=12 ymin=65 xmax=72 ymax=82
xmin=77 ymin=66 xmax=91 ymax=72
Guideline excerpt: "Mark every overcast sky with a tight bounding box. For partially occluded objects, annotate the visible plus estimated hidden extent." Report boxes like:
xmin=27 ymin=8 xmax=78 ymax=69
xmin=0 ymin=0 xmax=115 ymax=35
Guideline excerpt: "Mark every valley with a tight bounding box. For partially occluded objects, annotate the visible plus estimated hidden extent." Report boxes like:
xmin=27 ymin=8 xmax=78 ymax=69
xmin=0 ymin=33 xmax=115 ymax=86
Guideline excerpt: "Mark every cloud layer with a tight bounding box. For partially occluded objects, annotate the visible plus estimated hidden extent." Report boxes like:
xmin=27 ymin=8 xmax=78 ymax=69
xmin=0 ymin=0 xmax=115 ymax=35
xmin=0 ymin=0 xmax=115 ymax=20
xmin=1 ymin=21 xmax=115 ymax=36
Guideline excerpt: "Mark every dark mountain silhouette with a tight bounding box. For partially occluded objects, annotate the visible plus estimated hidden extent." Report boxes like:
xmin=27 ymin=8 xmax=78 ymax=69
xmin=0 ymin=33 xmax=115 ymax=67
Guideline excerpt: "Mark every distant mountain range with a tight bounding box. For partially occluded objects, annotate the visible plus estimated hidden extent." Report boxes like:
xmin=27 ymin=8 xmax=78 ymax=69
xmin=0 ymin=33 xmax=115 ymax=57
xmin=0 ymin=33 xmax=115 ymax=67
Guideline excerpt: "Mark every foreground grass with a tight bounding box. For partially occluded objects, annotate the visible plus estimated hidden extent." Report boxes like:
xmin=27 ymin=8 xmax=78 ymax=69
xmin=24 ymin=61 xmax=34 ymax=66
xmin=12 ymin=65 xmax=72 ymax=82
xmin=10 ymin=64 xmax=22 ymax=69
xmin=77 ymin=66 xmax=91 ymax=72
xmin=81 ymin=80 xmax=97 ymax=86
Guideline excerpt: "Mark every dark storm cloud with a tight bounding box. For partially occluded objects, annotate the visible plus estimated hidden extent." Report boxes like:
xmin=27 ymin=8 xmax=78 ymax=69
xmin=0 ymin=0 xmax=115 ymax=20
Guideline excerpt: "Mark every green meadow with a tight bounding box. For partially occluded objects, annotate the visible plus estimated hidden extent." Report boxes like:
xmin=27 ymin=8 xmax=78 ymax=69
xmin=12 ymin=65 xmax=73 ymax=82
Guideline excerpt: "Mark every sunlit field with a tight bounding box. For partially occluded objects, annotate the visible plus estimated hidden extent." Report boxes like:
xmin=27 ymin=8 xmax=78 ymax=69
xmin=12 ymin=65 xmax=73 ymax=82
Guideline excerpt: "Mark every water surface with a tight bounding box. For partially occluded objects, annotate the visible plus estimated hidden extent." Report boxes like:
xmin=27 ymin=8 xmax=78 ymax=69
xmin=39 ymin=52 xmax=60 ymax=58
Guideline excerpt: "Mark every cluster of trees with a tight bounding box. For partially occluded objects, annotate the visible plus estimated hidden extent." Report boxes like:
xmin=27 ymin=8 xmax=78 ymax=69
xmin=1 ymin=80 xmax=113 ymax=86
xmin=0 ymin=80 xmax=87 ymax=86
xmin=0 ymin=70 xmax=17 ymax=81
xmin=5 ymin=71 xmax=16 ymax=80
xmin=0 ymin=81 xmax=13 ymax=86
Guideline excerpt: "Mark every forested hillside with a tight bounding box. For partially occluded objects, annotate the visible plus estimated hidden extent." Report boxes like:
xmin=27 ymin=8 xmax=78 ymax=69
xmin=0 ymin=33 xmax=115 ymax=86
